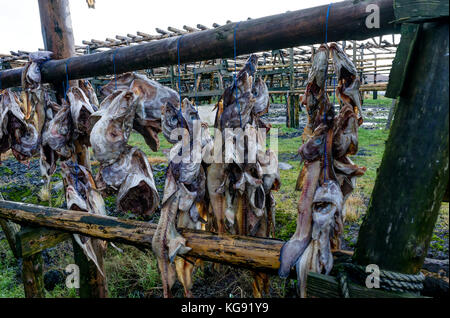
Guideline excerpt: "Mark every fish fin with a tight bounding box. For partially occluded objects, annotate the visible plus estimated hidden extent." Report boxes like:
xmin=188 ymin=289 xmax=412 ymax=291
xmin=278 ymin=239 xmax=308 ymax=278
xmin=73 ymin=234 xmax=105 ymax=277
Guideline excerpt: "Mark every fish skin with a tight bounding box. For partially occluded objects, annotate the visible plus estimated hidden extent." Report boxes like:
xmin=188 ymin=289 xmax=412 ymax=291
xmin=156 ymin=97 xmax=212 ymax=297
xmin=0 ymin=90 xmax=39 ymax=161
xmin=116 ymin=147 xmax=160 ymax=216
xmin=279 ymin=160 xmax=321 ymax=278
xmin=61 ymin=161 xmax=106 ymax=276
xmin=90 ymin=90 xmax=138 ymax=165
xmin=100 ymin=73 xmax=179 ymax=152
xmin=301 ymin=44 xmax=330 ymax=141
xmin=67 ymin=87 xmax=97 ymax=147
xmin=330 ymin=42 xmax=364 ymax=124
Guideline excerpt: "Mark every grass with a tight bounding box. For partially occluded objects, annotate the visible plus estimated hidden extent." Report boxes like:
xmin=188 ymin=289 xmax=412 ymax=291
xmin=362 ymin=95 xmax=394 ymax=107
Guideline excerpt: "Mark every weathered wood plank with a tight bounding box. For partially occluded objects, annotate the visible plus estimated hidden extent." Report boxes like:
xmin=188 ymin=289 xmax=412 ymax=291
xmin=0 ymin=218 xmax=20 ymax=259
xmin=353 ymin=21 xmax=449 ymax=274
xmin=15 ymin=226 xmax=71 ymax=258
xmin=0 ymin=0 xmax=398 ymax=89
xmin=21 ymin=253 xmax=45 ymax=298
xmin=0 ymin=200 xmax=285 ymax=274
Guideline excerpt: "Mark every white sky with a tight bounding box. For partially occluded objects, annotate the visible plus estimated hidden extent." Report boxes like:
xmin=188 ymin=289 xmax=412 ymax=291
xmin=0 ymin=0 xmax=341 ymax=54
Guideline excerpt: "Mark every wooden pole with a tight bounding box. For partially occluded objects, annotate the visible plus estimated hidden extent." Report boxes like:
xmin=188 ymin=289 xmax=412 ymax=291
xmin=353 ymin=21 xmax=449 ymax=274
xmin=0 ymin=0 xmax=398 ymax=89
xmin=37 ymin=0 xmax=107 ymax=298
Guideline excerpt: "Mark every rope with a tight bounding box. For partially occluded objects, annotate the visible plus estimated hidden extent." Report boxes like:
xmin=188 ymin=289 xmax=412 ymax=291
xmin=112 ymin=49 xmax=119 ymax=90
xmin=233 ymin=21 xmax=243 ymax=128
xmin=177 ymin=35 xmax=184 ymax=128
xmin=321 ymin=3 xmax=333 ymax=183
xmin=335 ymin=263 xmax=425 ymax=297
xmin=325 ymin=3 xmax=332 ymax=44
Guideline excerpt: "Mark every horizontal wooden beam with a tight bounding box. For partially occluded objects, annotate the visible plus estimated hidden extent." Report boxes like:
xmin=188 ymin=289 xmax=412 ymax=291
xmin=0 ymin=200 xmax=284 ymax=274
xmin=0 ymin=0 xmax=397 ymax=89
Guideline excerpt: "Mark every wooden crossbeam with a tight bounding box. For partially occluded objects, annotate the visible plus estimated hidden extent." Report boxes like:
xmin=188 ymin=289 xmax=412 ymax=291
xmin=0 ymin=0 xmax=398 ymax=89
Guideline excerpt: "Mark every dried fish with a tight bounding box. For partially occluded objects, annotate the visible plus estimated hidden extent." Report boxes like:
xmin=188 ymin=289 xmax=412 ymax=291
xmin=67 ymin=87 xmax=97 ymax=146
xmin=90 ymin=90 xmax=138 ymax=165
xmin=209 ymin=55 xmax=279 ymax=297
xmin=154 ymin=98 xmax=211 ymax=297
xmin=100 ymin=72 xmax=179 ymax=152
xmin=61 ymin=160 xmax=106 ymax=276
xmin=280 ymin=43 xmax=365 ymax=297
xmin=330 ymin=43 xmax=364 ymax=125
xmin=0 ymin=90 xmax=39 ymax=162
xmin=42 ymin=101 xmax=73 ymax=160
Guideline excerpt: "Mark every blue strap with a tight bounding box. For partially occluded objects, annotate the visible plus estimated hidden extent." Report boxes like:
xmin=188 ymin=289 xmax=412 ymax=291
xmin=64 ymin=59 xmax=70 ymax=101
xmin=112 ymin=49 xmax=119 ymax=90
xmin=325 ymin=3 xmax=332 ymax=44
xmin=323 ymin=2 xmax=333 ymax=183
xmin=177 ymin=35 xmax=184 ymax=128
xmin=74 ymin=161 xmax=79 ymax=193
xmin=233 ymin=22 xmax=243 ymax=128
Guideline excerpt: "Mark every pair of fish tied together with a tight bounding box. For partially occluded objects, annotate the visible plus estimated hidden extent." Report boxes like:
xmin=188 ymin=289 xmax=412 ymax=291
xmin=279 ymin=43 xmax=366 ymax=297
xmin=207 ymin=55 xmax=281 ymax=298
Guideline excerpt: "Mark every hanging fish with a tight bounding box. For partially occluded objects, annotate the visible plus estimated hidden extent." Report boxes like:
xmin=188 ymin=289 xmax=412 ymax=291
xmin=100 ymin=72 xmax=179 ymax=152
xmin=67 ymin=86 xmax=97 ymax=147
xmin=90 ymin=90 xmax=138 ymax=165
xmin=0 ymin=90 xmax=39 ymax=162
xmin=329 ymin=42 xmax=364 ymax=125
xmin=208 ymin=54 xmax=279 ymax=298
xmin=153 ymin=98 xmax=211 ymax=298
xmin=61 ymin=160 xmax=107 ymax=276
xmin=42 ymin=100 xmax=73 ymax=160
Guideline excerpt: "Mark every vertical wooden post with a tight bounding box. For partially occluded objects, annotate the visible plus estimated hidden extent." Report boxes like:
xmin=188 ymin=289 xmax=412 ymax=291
xmin=21 ymin=253 xmax=45 ymax=298
xmin=353 ymin=21 xmax=449 ymax=275
xmin=0 ymin=218 xmax=20 ymax=259
xmin=38 ymin=0 xmax=107 ymax=298
xmin=1 ymin=195 xmax=44 ymax=297
xmin=288 ymin=47 xmax=298 ymax=128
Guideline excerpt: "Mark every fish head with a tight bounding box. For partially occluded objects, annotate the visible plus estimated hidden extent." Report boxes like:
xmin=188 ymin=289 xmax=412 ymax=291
xmin=68 ymin=87 xmax=95 ymax=141
xmin=308 ymin=44 xmax=329 ymax=89
xmin=99 ymin=72 xmax=136 ymax=97
xmin=162 ymin=101 xmax=183 ymax=143
xmin=252 ymin=77 xmax=270 ymax=116
xmin=238 ymin=54 xmax=258 ymax=78
xmin=311 ymin=180 xmax=344 ymax=237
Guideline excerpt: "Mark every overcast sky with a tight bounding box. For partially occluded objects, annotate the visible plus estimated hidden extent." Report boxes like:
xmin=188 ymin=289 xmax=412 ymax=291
xmin=0 ymin=0 xmax=341 ymax=54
